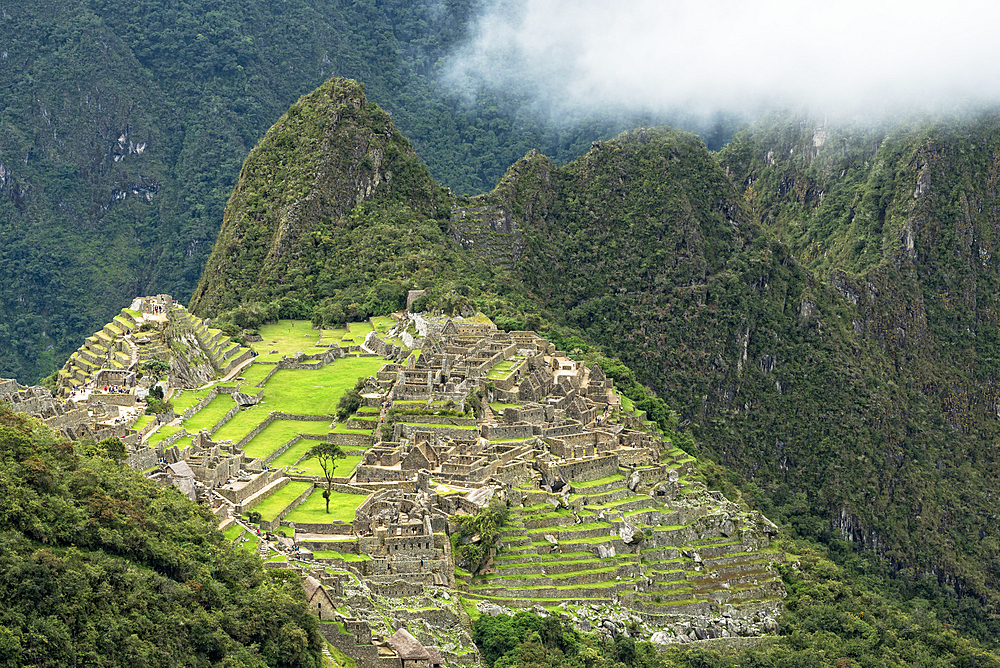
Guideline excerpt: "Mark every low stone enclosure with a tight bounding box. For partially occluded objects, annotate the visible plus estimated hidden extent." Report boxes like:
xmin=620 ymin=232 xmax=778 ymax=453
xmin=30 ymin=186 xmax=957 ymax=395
xmin=8 ymin=303 xmax=790 ymax=659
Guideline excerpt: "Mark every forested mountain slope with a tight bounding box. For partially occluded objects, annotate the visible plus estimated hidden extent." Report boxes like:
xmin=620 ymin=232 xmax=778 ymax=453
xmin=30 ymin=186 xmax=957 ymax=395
xmin=191 ymin=79 xmax=1000 ymax=631
xmin=0 ymin=404 xmax=323 ymax=667
xmin=0 ymin=0 xmax=689 ymax=384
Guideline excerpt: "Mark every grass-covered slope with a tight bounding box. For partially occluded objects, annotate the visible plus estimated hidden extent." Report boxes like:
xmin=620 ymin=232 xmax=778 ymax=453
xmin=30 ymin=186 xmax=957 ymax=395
xmin=0 ymin=404 xmax=323 ymax=667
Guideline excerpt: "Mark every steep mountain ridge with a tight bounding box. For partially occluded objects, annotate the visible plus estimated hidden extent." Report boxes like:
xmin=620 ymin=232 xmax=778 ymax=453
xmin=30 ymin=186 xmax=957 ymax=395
xmin=1 ymin=0 xmax=707 ymax=385
xmin=176 ymin=78 xmax=1000 ymax=633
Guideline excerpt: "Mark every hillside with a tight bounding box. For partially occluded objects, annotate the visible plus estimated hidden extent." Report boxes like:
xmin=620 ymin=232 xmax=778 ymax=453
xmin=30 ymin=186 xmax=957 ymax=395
xmin=0 ymin=403 xmax=323 ymax=667
xmin=190 ymin=78 xmax=1000 ymax=641
xmin=0 ymin=0 xmax=698 ymax=385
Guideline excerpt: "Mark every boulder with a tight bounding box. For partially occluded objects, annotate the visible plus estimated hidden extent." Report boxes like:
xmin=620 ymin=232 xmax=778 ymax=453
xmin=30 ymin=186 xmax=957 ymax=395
xmin=649 ymin=631 xmax=672 ymax=645
xmin=595 ymin=544 xmax=616 ymax=559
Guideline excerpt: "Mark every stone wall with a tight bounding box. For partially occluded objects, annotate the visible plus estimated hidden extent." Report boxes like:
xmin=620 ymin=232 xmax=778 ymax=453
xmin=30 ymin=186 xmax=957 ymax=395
xmin=320 ymin=624 xmax=401 ymax=668
xmin=492 ymin=460 xmax=533 ymax=486
xmin=254 ymin=363 xmax=280 ymax=388
xmin=264 ymin=435 xmax=301 ymax=465
xmin=394 ymin=423 xmax=479 ymax=442
xmin=329 ymin=432 xmax=375 ymax=448
xmin=545 ymin=454 xmax=620 ymax=483
xmin=126 ymin=446 xmax=158 ymax=471
xmin=180 ymin=388 xmax=219 ymax=420
xmin=220 ymin=469 xmax=284 ymax=506
xmin=292 ymin=522 xmax=355 ymax=535
xmin=389 ymin=414 xmax=477 ymax=427
xmin=236 ymin=413 xmax=279 ymax=449
xmin=208 ymin=403 xmax=240 ymax=437
xmin=355 ymin=466 xmax=412 ymax=484
xmin=480 ymin=423 xmax=533 ymax=440
xmin=92 ymin=392 xmax=136 ymax=407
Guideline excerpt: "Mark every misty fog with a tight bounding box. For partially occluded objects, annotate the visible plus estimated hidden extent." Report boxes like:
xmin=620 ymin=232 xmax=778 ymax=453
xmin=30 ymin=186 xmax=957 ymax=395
xmin=443 ymin=0 xmax=1000 ymax=121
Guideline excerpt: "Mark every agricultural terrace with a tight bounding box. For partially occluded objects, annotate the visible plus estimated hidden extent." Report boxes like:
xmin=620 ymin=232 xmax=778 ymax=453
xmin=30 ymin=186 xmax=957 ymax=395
xmin=236 ymin=363 xmax=274 ymax=386
xmin=487 ymin=358 xmax=523 ymax=380
xmin=210 ymin=406 xmax=270 ymax=444
xmin=170 ymin=387 xmax=213 ymax=413
xmin=256 ymin=320 xmax=347 ymax=358
xmin=338 ymin=321 xmax=373 ymax=347
xmin=283 ymin=488 xmax=368 ymax=524
xmin=285 ymin=454 xmax=363 ymax=478
xmin=181 ymin=394 xmax=236 ymax=432
xmin=247 ymin=480 xmax=314 ymax=522
xmin=241 ymin=419 xmax=331 ymax=460
xmin=262 ymin=357 xmax=385 ymax=415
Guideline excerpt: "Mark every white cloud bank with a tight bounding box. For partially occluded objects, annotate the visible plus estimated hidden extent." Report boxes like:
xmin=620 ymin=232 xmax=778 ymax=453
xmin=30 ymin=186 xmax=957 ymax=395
xmin=445 ymin=0 xmax=1000 ymax=119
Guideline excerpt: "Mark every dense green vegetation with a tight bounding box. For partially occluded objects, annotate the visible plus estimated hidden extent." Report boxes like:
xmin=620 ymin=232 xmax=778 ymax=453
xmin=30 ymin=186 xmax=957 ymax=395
xmin=0 ymin=403 xmax=322 ymax=667
xmin=1 ymin=0 xmax=710 ymax=383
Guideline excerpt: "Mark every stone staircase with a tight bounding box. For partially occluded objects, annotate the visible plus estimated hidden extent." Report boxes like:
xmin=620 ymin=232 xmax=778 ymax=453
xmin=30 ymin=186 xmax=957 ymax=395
xmin=169 ymin=306 xmax=254 ymax=377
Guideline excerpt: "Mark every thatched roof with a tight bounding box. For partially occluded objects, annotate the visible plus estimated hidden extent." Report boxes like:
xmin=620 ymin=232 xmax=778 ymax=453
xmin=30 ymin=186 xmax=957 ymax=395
xmin=167 ymin=460 xmax=194 ymax=478
xmin=424 ymin=646 xmax=443 ymax=666
xmin=387 ymin=629 xmax=429 ymax=661
xmin=303 ymin=576 xmax=322 ymax=601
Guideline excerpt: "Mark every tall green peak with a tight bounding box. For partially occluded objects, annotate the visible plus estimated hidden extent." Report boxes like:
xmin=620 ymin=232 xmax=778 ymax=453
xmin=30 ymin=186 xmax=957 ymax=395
xmin=190 ymin=78 xmax=460 ymax=317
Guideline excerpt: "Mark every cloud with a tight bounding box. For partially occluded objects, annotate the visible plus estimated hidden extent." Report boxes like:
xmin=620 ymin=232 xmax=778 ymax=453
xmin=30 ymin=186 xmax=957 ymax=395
xmin=444 ymin=0 xmax=1000 ymax=120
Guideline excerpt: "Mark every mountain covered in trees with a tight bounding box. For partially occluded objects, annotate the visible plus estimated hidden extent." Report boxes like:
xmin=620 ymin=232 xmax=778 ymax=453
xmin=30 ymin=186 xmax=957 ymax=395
xmin=0 ymin=0 xmax=700 ymax=385
xmin=0 ymin=404 xmax=323 ymax=667
xmin=191 ymin=77 xmax=1000 ymax=652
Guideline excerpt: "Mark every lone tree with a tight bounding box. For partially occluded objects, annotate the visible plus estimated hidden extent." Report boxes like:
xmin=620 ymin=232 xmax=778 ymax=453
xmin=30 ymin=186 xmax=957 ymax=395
xmin=306 ymin=442 xmax=346 ymax=513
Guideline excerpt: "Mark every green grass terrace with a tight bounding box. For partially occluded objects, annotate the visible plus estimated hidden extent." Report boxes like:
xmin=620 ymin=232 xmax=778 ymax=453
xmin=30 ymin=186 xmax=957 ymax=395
xmin=181 ymin=394 xmax=236 ymax=432
xmin=246 ymin=480 xmax=315 ymax=522
xmin=283 ymin=488 xmax=369 ymax=524
xmin=487 ymin=358 xmax=524 ymax=379
xmin=242 ymin=419 xmax=331 ymax=460
xmin=256 ymin=320 xmax=344 ymax=356
xmin=262 ymin=357 xmax=386 ymax=415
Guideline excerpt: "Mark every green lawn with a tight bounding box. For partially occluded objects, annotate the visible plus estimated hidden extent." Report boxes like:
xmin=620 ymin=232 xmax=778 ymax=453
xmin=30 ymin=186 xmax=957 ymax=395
xmin=211 ymin=406 xmax=271 ymax=443
xmin=370 ymin=316 xmax=395 ymax=332
xmin=268 ymin=439 xmax=318 ymax=470
xmin=145 ymin=425 xmax=183 ymax=448
xmin=237 ymin=533 xmax=259 ymax=552
xmin=223 ymin=524 xmax=243 ymax=543
xmin=283 ymin=489 xmax=368 ymax=524
xmin=238 ymin=363 xmax=274 ymax=386
xmin=247 ymin=481 xmax=315 ymax=522
xmin=182 ymin=394 xmax=236 ymax=432
xmin=257 ymin=320 xmax=343 ymax=355
xmin=242 ymin=420 xmax=330 ymax=460
xmin=133 ymin=415 xmax=155 ymax=431
xmin=339 ymin=321 xmax=374 ymax=346
xmin=262 ymin=357 xmax=385 ymax=416
xmin=171 ymin=388 xmax=214 ymax=413
xmin=487 ymin=358 xmax=523 ymax=379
